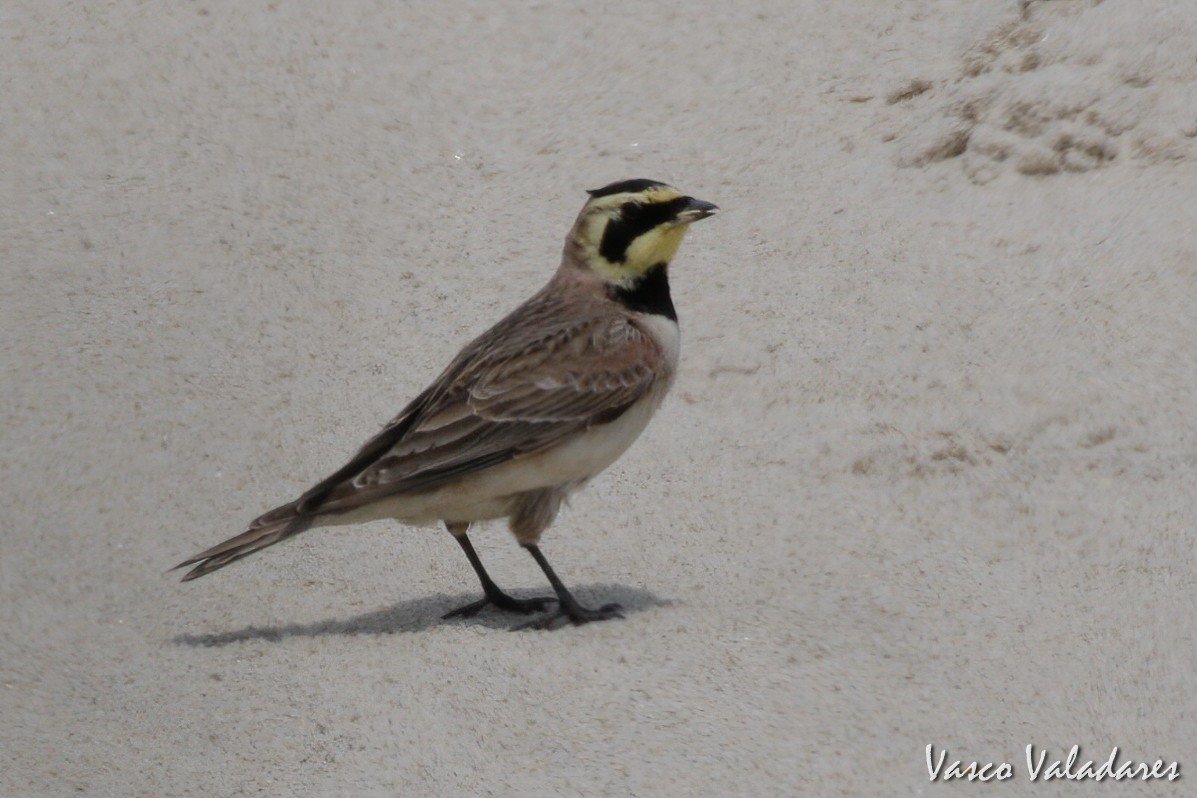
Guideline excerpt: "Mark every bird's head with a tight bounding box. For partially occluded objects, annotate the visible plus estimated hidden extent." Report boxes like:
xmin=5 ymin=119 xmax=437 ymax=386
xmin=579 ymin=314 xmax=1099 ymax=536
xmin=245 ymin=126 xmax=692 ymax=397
xmin=567 ymin=179 xmax=717 ymax=287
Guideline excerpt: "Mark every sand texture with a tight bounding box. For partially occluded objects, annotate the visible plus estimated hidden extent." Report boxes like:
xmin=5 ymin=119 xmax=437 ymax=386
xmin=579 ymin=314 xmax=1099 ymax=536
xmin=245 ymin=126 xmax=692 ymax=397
xmin=3 ymin=1 xmax=1194 ymax=795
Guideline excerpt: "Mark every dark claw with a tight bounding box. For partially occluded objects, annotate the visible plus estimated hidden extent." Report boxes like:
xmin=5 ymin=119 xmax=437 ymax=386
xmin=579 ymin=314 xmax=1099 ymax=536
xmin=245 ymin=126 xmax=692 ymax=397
xmin=510 ymin=601 xmax=624 ymax=631
xmin=442 ymin=593 xmax=556 ymax=620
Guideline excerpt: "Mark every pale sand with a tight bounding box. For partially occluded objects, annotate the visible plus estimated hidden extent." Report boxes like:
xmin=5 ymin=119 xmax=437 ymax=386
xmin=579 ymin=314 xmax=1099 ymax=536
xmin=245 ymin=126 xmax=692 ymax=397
xmin=3 ymin=1 xmax=1194 ymax=795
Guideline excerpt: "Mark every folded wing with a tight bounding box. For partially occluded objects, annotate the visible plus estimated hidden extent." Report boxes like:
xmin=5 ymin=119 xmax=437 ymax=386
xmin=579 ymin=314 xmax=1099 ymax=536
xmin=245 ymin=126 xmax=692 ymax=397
xmin=299 ymin=311 xmax=666 ymax=516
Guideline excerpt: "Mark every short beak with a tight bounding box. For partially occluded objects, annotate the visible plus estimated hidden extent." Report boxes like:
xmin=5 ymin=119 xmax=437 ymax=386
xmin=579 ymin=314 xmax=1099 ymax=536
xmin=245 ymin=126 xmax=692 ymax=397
xmin=677 ymin=197 xmax=718 ymax=224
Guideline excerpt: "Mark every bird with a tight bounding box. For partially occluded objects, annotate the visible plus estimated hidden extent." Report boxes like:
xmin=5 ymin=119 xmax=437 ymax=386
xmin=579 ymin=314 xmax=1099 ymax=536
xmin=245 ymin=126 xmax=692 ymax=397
xmin=175 ymin=178 xmax=717 ymax=629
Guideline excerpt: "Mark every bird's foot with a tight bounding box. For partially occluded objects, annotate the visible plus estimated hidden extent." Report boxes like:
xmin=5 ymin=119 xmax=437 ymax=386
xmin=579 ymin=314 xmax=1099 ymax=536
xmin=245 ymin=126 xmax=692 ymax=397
xmin=442 ymin=591 xmax=557 ymax=620
xmin=511 ymin=601 xmax=624 ymax=631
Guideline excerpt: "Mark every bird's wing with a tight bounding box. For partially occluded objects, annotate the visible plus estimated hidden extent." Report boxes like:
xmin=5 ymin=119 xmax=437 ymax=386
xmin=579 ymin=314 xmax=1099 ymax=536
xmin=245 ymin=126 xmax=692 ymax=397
xmin=296 ymin=309 xmax=668 ymax=516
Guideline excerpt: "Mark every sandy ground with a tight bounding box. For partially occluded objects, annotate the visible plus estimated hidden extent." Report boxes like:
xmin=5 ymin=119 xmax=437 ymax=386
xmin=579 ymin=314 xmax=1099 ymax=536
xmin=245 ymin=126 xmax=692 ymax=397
xmin=3 ymin=1 xmax=1195 ymax=795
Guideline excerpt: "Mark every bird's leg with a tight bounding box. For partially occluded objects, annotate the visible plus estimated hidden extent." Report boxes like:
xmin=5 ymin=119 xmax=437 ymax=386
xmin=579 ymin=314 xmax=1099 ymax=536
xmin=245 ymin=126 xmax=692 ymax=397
xmin=441 ymin=526 xmax=556 ymax=619
xmin=512 ymin=543 xmax=624 ymax=631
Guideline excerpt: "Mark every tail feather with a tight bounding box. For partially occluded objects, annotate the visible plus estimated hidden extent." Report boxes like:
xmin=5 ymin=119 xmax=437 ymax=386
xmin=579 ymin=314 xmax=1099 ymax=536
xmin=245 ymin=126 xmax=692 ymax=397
xmin=174 ymin=501 xmax=312 ymax=581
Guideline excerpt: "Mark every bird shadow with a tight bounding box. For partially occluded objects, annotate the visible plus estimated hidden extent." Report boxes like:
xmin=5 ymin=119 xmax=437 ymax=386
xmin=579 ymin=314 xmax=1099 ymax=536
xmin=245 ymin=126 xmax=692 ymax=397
xmin=171 ymin=584 xmax=670 ymax=647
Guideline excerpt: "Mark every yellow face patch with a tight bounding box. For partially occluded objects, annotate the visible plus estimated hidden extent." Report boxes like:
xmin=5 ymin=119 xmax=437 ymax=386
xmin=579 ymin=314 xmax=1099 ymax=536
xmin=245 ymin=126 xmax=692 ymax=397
xmin=577 ymin=186 xmax=693 ymax=286
xmin=622 ymin=223 xmax=688 ymax=271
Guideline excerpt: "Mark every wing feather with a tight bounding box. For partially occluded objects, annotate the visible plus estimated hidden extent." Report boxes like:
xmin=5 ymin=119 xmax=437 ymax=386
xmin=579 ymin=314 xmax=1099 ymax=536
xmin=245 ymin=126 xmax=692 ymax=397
xmin=303 ymin=300 xmax=669 ymax=516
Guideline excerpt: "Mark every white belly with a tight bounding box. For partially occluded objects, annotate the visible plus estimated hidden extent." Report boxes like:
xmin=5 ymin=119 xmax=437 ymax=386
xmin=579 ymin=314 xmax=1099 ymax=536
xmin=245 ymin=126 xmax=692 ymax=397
xmin=639 ymin=312 xmax=681 ymax=373
xmin=324 ymin=313 xmax=680 ymax=528
xmin=325 ymin=313 xmax=684 ymax=531
xmin=334 ymin=382 xmax=668 ymax=526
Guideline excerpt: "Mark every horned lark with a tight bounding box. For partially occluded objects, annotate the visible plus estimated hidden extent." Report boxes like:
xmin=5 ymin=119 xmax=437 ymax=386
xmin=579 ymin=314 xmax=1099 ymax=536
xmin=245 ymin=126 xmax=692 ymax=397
xmin=176 ymin=179 xmax=717 ymax=629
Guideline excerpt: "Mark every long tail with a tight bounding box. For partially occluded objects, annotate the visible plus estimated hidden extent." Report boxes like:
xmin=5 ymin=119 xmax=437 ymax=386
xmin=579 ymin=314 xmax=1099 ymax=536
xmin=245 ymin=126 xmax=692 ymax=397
xmin=173 ymin=501 xmax=313 ymax=581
